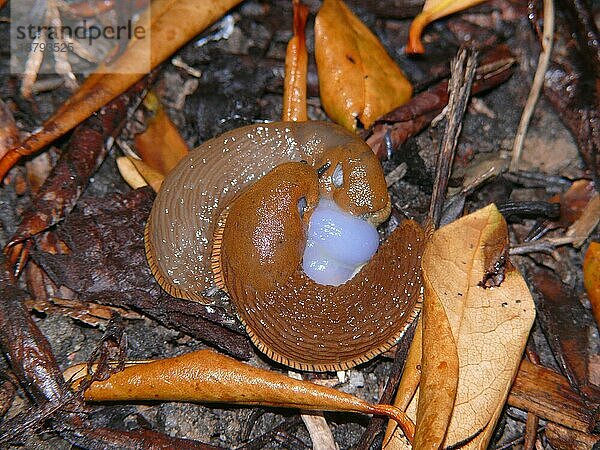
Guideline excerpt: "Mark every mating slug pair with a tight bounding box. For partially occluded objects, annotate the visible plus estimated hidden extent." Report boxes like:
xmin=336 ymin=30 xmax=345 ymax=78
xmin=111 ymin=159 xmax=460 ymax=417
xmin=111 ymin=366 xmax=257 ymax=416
xmin=145 ymin=121 xmax=424 ymax=371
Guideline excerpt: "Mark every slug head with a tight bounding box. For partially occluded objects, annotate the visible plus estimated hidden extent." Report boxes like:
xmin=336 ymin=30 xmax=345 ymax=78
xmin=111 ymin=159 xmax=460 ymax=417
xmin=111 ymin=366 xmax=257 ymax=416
xmin=315 ymin=145 xmax=390 ymax=226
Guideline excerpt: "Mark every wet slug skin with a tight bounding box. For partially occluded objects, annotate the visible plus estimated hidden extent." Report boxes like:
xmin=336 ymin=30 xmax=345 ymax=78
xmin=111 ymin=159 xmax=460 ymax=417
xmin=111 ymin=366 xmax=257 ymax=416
xmin=145 ymin=121 xmax=424 ymax=371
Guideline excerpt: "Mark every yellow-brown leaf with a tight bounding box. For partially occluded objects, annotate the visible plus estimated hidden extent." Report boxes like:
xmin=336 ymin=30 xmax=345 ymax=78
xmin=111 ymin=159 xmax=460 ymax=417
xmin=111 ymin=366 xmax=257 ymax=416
xmin=116 ymin=156 xmax=147 ymax=190
xmin=73 ymin=349 xmax=415 ymax=439
xmin=315 ymin=0 xmax=412 ymax=130
xmin=383 ymin=204 xmax=535 ymax=448
xmin=383 ymin=319 xmax=422 ymax=448
xmin=413 ymin=281 xmax=459 ymax=449
xmin=422 ymin=204 xmax=534 ymax=446
xmin=408 ymin=0 xmax=487 ymax=54
xmin=129 ymin=157 xmax=165 ymax=192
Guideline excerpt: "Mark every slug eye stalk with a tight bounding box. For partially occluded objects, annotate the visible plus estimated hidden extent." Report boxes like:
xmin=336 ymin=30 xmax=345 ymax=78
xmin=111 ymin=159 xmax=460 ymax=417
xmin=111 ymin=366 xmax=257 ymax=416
xmin=317 ymin=161 xmax=331 ymax=177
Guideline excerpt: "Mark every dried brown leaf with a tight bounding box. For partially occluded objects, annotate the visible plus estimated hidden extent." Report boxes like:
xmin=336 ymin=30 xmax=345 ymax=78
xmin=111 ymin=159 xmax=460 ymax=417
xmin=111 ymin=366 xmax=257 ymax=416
xmin=423 ymin=204 xmax=534 ymax=447
xmin=129 ymin=157 xmax=165 ymax=192
xmin=566 ymin=193 xmax=600 ymax=247
xmin=383 ymin=288 xmax=460 ymax=449
xmin=116 ymin=156 xmax=149 ymax=190
xmin=133 ymin=92 xmax=190 ymax=176
xmin=382 ymin=320 xmax=423 ymax=449
xmin=414 ymin=281 xmax=459 ymax=448
xmin=74 ymin=349 xmax=415 ymax=439
xmin=314 ymin=0 xmax=412 ymax=130
xmin=384 ymin=205 xmax=535 ymax=448
xmin=552 ymin=179 xmax=596 ymax=227
xmin=117 ymin=91 xmax=190 ymax=191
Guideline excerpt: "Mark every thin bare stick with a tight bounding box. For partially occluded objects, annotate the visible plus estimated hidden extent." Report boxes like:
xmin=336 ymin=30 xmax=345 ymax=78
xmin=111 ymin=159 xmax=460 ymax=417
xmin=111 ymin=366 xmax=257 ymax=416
xmin=288 ymin=371 xmax=337 ymax=450
xmin=509 ymin=236 xmax=581 ymax=255
xmin=299 ymin=412 xmax=336 ymax=450
xmin=385 ymin=162 xmax=407 ymax=187
xmin=428 ymin=48 xmax=478 ymax=229
xmin=510 ymin=0 xmax=555 ymax=171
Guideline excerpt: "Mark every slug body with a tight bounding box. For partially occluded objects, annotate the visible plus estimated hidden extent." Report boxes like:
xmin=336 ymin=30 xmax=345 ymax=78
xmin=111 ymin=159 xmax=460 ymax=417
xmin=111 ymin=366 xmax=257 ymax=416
xmin=146 ymin=121 xmax=424 ymax=371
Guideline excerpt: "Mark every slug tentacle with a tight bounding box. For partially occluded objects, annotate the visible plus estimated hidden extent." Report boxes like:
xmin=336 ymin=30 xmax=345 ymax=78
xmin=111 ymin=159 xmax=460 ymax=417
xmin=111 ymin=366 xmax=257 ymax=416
xmin=146 ymin=121 xmax=423 ymax=371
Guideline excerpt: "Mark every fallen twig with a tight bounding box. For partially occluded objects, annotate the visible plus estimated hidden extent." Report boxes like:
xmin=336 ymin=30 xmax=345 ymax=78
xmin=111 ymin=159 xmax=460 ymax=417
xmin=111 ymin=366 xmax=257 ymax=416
xmin=509 ymin=236 xmax=581 ymax=255
xmin=428 ymin=48 xmax=478 ymax=229
xmin=510 ymin=0 xmax=555 ymax=171
xmin=508 ymin=359 xmax=599 ymax=433
xmin=529 ymin=268 xmax=600 ymax=403
xmin=288 ymin=371 xmax=336 ymax=450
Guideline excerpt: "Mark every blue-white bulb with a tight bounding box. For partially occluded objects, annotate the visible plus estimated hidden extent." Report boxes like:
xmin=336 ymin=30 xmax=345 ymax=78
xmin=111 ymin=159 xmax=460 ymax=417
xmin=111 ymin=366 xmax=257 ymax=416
xmin=302 ymin=199 xmax=380 ymax=286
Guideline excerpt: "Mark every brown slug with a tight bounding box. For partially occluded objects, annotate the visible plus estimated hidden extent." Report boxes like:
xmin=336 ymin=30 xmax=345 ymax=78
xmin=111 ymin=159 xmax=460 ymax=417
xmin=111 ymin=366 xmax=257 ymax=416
xmin=145 ymin=121 xmax=424 ymax=371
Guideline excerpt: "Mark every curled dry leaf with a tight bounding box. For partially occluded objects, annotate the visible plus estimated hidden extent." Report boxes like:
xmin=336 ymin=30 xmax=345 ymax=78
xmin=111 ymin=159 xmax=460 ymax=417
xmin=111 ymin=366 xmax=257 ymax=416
xmin=413 ymin=279 xmax=459 ymax=448
xmin=118 ymin=92 xmax=190 ymax=192
xmin=74 ymin=349 xmax=415 ymax=440
xmin=0 ymin=0 xmax=241 ymax=180
xmin=282 ymin=0 xmax=309 ymax=122
xmin=383 ymin=295 xmax=460 ymax=449
xmin=133 ymin=92 xmax=190 ymax=176
xmin=315 ymin=0 xmax=412 ymax=130
xmin=552 ymin=179 xmax=596 ymax=227
xmin=525 ymin=179 xmax=596 ymax=242
xmin=122 ymin=157 xmax=165 ymax=192
xmin=584 ymin=242 xmax=600 ymax=329
xmin=385 ymin=204 xmax=535 ymax=448
xmin=116 ymin=157 xmax=149 ymax=190
xmin=407 ymin=0 xmax=487 ymax=54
